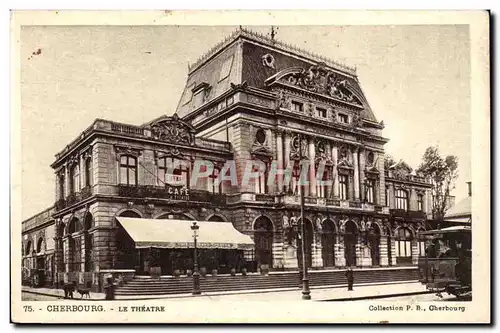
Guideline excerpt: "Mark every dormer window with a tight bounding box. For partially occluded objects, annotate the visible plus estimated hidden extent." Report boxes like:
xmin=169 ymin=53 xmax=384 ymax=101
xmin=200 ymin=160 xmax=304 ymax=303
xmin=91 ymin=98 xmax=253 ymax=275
xmin=338 ymin=113 xmax=349 ymax=124
xmin=316 ymin=107 xmax=327 ymax=118
xmin=292 ymin=101 xmax=304 ymax=112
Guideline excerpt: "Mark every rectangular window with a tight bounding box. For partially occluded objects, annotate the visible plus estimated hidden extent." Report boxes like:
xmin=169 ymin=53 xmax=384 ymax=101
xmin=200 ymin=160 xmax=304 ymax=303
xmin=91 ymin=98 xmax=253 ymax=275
xmin=366 ymin=179 xmax=374 ymax=203
xmin=85 ymin=158 xmax=92 ymax=187
xmin=120 ymin=155 xmax=137 ymax=186
xmin=292 ymin=101 xmax=304 ymax=113
xmin=316 ymin=107 xmax=327 ymax=118
xmin=207 ymin=168 xmax=222 ymax=194
xmin=253 ymin=161 xmax=268 ymax=194
xmin=71 ymin=165 xmax=80 ymax=193
xmin=395 ymin=189 xmax=408 ymax=211
xmin=339 ymin=174 xmax=348 ymax=200
xmin=385 ymin=186 xmax=389 ymax=206
xmin=316 ymin=166 xmax=331 ymax=198
xmin=338 ymin=113 xmax=349 ymax=124
xmin=417 ymin=194 xmax=424 ymax=211
xmin=158 ymin=157 xmax=190 ymax=187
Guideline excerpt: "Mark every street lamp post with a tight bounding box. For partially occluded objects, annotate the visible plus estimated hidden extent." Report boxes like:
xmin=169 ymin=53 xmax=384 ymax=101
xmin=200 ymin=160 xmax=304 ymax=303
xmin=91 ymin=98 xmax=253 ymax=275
xmin=298 ymin=134 xmax=311 ymax=300
xmin=191 ymin=222 xmax=201 ymax=295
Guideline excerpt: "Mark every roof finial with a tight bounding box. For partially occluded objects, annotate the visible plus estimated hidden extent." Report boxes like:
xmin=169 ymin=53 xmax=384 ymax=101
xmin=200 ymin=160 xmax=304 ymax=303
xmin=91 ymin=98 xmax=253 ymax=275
xmin=270 ymin=26 xmax=277 ymax=42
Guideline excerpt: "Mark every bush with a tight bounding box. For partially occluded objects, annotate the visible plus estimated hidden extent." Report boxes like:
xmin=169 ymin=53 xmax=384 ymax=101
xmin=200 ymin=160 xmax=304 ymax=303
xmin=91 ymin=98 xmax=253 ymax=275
xmin=200 ymin=267 xmax=207 ymax=277
xmin=241 ymin=268 xmax=247 ymax=276
xmin=211 ymin=269 xmax=218 ymax=277
xmin=186 ymin=269 xmax=193 ymax=276
xmin=173 ymin=269 xmax=181 ymax=277
xmin=230 ymin=268 xmax=236 ymax=276
xmin=260 ymin=264 xmax=269 ymax=276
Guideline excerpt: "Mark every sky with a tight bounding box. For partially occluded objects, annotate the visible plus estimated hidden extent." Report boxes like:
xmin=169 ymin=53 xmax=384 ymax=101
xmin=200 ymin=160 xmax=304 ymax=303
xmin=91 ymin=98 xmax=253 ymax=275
xmin=20 ymin=25 xmax=471 ymax=220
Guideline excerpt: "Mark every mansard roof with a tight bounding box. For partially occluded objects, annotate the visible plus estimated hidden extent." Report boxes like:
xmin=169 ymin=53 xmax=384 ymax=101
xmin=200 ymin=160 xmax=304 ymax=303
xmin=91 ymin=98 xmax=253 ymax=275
xmin=175 ymin=27 xmax=378 ymax=123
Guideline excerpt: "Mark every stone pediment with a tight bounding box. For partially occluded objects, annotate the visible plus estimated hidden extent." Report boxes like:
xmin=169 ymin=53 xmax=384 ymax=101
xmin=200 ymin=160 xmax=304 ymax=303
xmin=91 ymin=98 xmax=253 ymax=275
xmin=266 ymin=64 xmax=362 ymax=106
xmin=149 ymin=114 xmax=196 ymax=146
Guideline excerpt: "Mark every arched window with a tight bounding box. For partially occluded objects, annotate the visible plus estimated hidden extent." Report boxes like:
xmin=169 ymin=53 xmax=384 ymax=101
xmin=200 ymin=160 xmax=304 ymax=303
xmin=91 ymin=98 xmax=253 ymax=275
xmin=67 ymin=218 xmax=83 ymax=272
xmin=395 ymin=189 xmax=408 ymax=211
xmin=25 ymin=241 xmax=32 ymax=257
xmin=395 ymin=227 xmax=413 ymax=265
xmin=344 ymin=221 xmax=358 ymax=267
xmin=36 ymin=238 xmax=44 ymax=253
xmin=120 ymin=155 xmax=137 ymax=185
xmin=157 ymin=157 xmax=190 ymax=188
xmin=71 ymin=164 xmax=80 ymax=193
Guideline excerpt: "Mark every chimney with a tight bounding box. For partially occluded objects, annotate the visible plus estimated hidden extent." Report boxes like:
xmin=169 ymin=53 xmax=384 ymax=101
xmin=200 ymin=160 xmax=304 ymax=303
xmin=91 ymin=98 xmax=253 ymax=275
xmin=466 ymin=181 xmax=472 ymax=197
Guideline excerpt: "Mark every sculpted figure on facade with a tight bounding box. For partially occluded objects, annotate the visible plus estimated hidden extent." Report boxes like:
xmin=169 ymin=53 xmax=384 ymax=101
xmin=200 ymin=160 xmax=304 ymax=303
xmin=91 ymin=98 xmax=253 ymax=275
xmin=150 ymin=115 xmax=195 ymax=146
xmin=284 ymin=64 xmax=361 ymax=105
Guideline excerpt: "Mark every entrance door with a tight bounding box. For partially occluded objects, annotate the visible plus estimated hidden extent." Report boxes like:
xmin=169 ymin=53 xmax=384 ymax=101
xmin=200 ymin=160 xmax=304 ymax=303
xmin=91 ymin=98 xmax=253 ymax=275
xmin=369 ymin=225 xmax=381 ymax=266
xmin=254 ymin=217 xmax=274 ymax=268
xmin=321 ymin=219 xmax=336 ymax=267
xmin=344 ymin=221 xmax=358 ymax=267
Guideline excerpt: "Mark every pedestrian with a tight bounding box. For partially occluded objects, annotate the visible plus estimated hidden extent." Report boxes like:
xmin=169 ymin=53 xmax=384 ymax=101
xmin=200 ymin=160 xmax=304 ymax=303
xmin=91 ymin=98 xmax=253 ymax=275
xmin=104 ymin=276 xmax=116 ymax=300
xmin=345 ymin=266 xmax=354 ymax=291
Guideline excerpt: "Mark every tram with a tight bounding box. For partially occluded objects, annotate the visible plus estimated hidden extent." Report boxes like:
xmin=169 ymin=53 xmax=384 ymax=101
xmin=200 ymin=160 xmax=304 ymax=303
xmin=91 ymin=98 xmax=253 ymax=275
xmin=417 ymin=226 xmax=471 ymax=298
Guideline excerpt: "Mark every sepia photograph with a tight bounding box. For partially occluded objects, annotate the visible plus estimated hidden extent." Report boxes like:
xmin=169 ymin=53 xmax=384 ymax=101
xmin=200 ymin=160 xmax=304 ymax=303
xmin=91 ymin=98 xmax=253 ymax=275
xmin=10 ymin=10 xmax=490 ymax=324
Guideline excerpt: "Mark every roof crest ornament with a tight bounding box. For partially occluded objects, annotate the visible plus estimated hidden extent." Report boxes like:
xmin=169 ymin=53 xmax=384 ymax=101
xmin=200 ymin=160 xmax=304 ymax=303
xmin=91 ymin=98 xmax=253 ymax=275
xmin=188 ymin=27 xmax=357 ymax=75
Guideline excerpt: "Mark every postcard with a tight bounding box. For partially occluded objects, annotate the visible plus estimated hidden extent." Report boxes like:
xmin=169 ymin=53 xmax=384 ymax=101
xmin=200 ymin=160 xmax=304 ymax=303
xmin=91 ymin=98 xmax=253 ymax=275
xmin=11 ymin=10 xmax=490 ymax=324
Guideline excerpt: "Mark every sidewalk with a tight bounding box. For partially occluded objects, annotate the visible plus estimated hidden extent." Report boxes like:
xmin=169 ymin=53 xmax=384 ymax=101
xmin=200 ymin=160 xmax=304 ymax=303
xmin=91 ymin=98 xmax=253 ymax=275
xmin=117 ymin=281 xmax=431 ymax=302
xmin=22 ymin=286 xmax=106 ymax=300
xmin=22 ymin=281 xmax=432 ymax=302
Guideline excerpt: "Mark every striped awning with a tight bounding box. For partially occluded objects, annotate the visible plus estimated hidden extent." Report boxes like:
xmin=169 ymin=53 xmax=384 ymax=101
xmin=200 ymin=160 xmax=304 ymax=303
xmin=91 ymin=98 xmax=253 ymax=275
xmin=116 ymin=217 xmax=254 ymax=250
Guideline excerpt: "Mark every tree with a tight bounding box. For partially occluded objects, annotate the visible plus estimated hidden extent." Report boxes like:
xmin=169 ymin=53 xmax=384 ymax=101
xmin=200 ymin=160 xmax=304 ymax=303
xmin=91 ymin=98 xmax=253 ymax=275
xmin=384 ymin=154 xmax=397 ymax=171
xmin=416 ymin=146 xmax=459 ymax=225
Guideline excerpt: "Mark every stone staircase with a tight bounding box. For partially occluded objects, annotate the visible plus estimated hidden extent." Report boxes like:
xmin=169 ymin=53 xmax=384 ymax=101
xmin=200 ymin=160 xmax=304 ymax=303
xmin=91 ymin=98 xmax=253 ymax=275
xmin=115 ymin=267 xmax=419 ymax=296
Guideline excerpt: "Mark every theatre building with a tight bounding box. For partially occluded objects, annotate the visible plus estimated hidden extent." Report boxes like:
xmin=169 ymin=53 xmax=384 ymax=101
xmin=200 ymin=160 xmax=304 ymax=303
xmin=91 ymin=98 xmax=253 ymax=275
xmin=21 ymin=28 xmax=434 ymax=290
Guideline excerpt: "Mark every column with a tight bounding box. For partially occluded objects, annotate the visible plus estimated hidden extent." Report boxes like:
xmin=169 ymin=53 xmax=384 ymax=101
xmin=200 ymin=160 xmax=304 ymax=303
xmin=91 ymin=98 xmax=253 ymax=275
xmin=390 ymin=237 xmax=397 ymax=266
xmin=64 ymin=164 xmax=71 ymax=198
xmin=411 ymin=240 xmax=419 ymax=265
xmin=325 ymin=142 xmax=332 ymax=197
xmin=312 ymin=234 xmax=322 ymax=267
xmin=335 ymin=235 xmax=346 ymax=267
xmin=332 ymin=144 xmax=339 ymax=198
xmin=284 ymin=132 xmax=291 ymax=193
xmin=359 ymin=148 xmax=366 ymax=201
xmin=352 ymin=148 xmax=360 ymax=200
xmin=308 ymin=137 xmax=316 ymax=197
xmin=276 ymin=130 xmax=284 ymax=193
xmin=272 ymin=241 xmax=284 ymax=269
xmin=379 ymin=237 xmax=389 ymax=266
xmin=388 ymin=184 xmax=395 ymax=209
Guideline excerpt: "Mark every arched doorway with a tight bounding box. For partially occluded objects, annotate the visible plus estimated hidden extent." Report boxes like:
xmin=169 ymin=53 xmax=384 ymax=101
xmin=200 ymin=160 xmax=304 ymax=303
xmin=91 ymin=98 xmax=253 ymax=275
xmin=368 ymin=224 xmax=381 ymax=266
xmin=344 ymin=221 xmax=358 ymax=267
xmin=254 ymin=216 xmax=274 ymax=268
xmin=321 ymin=219 xmax=336 ymax=267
